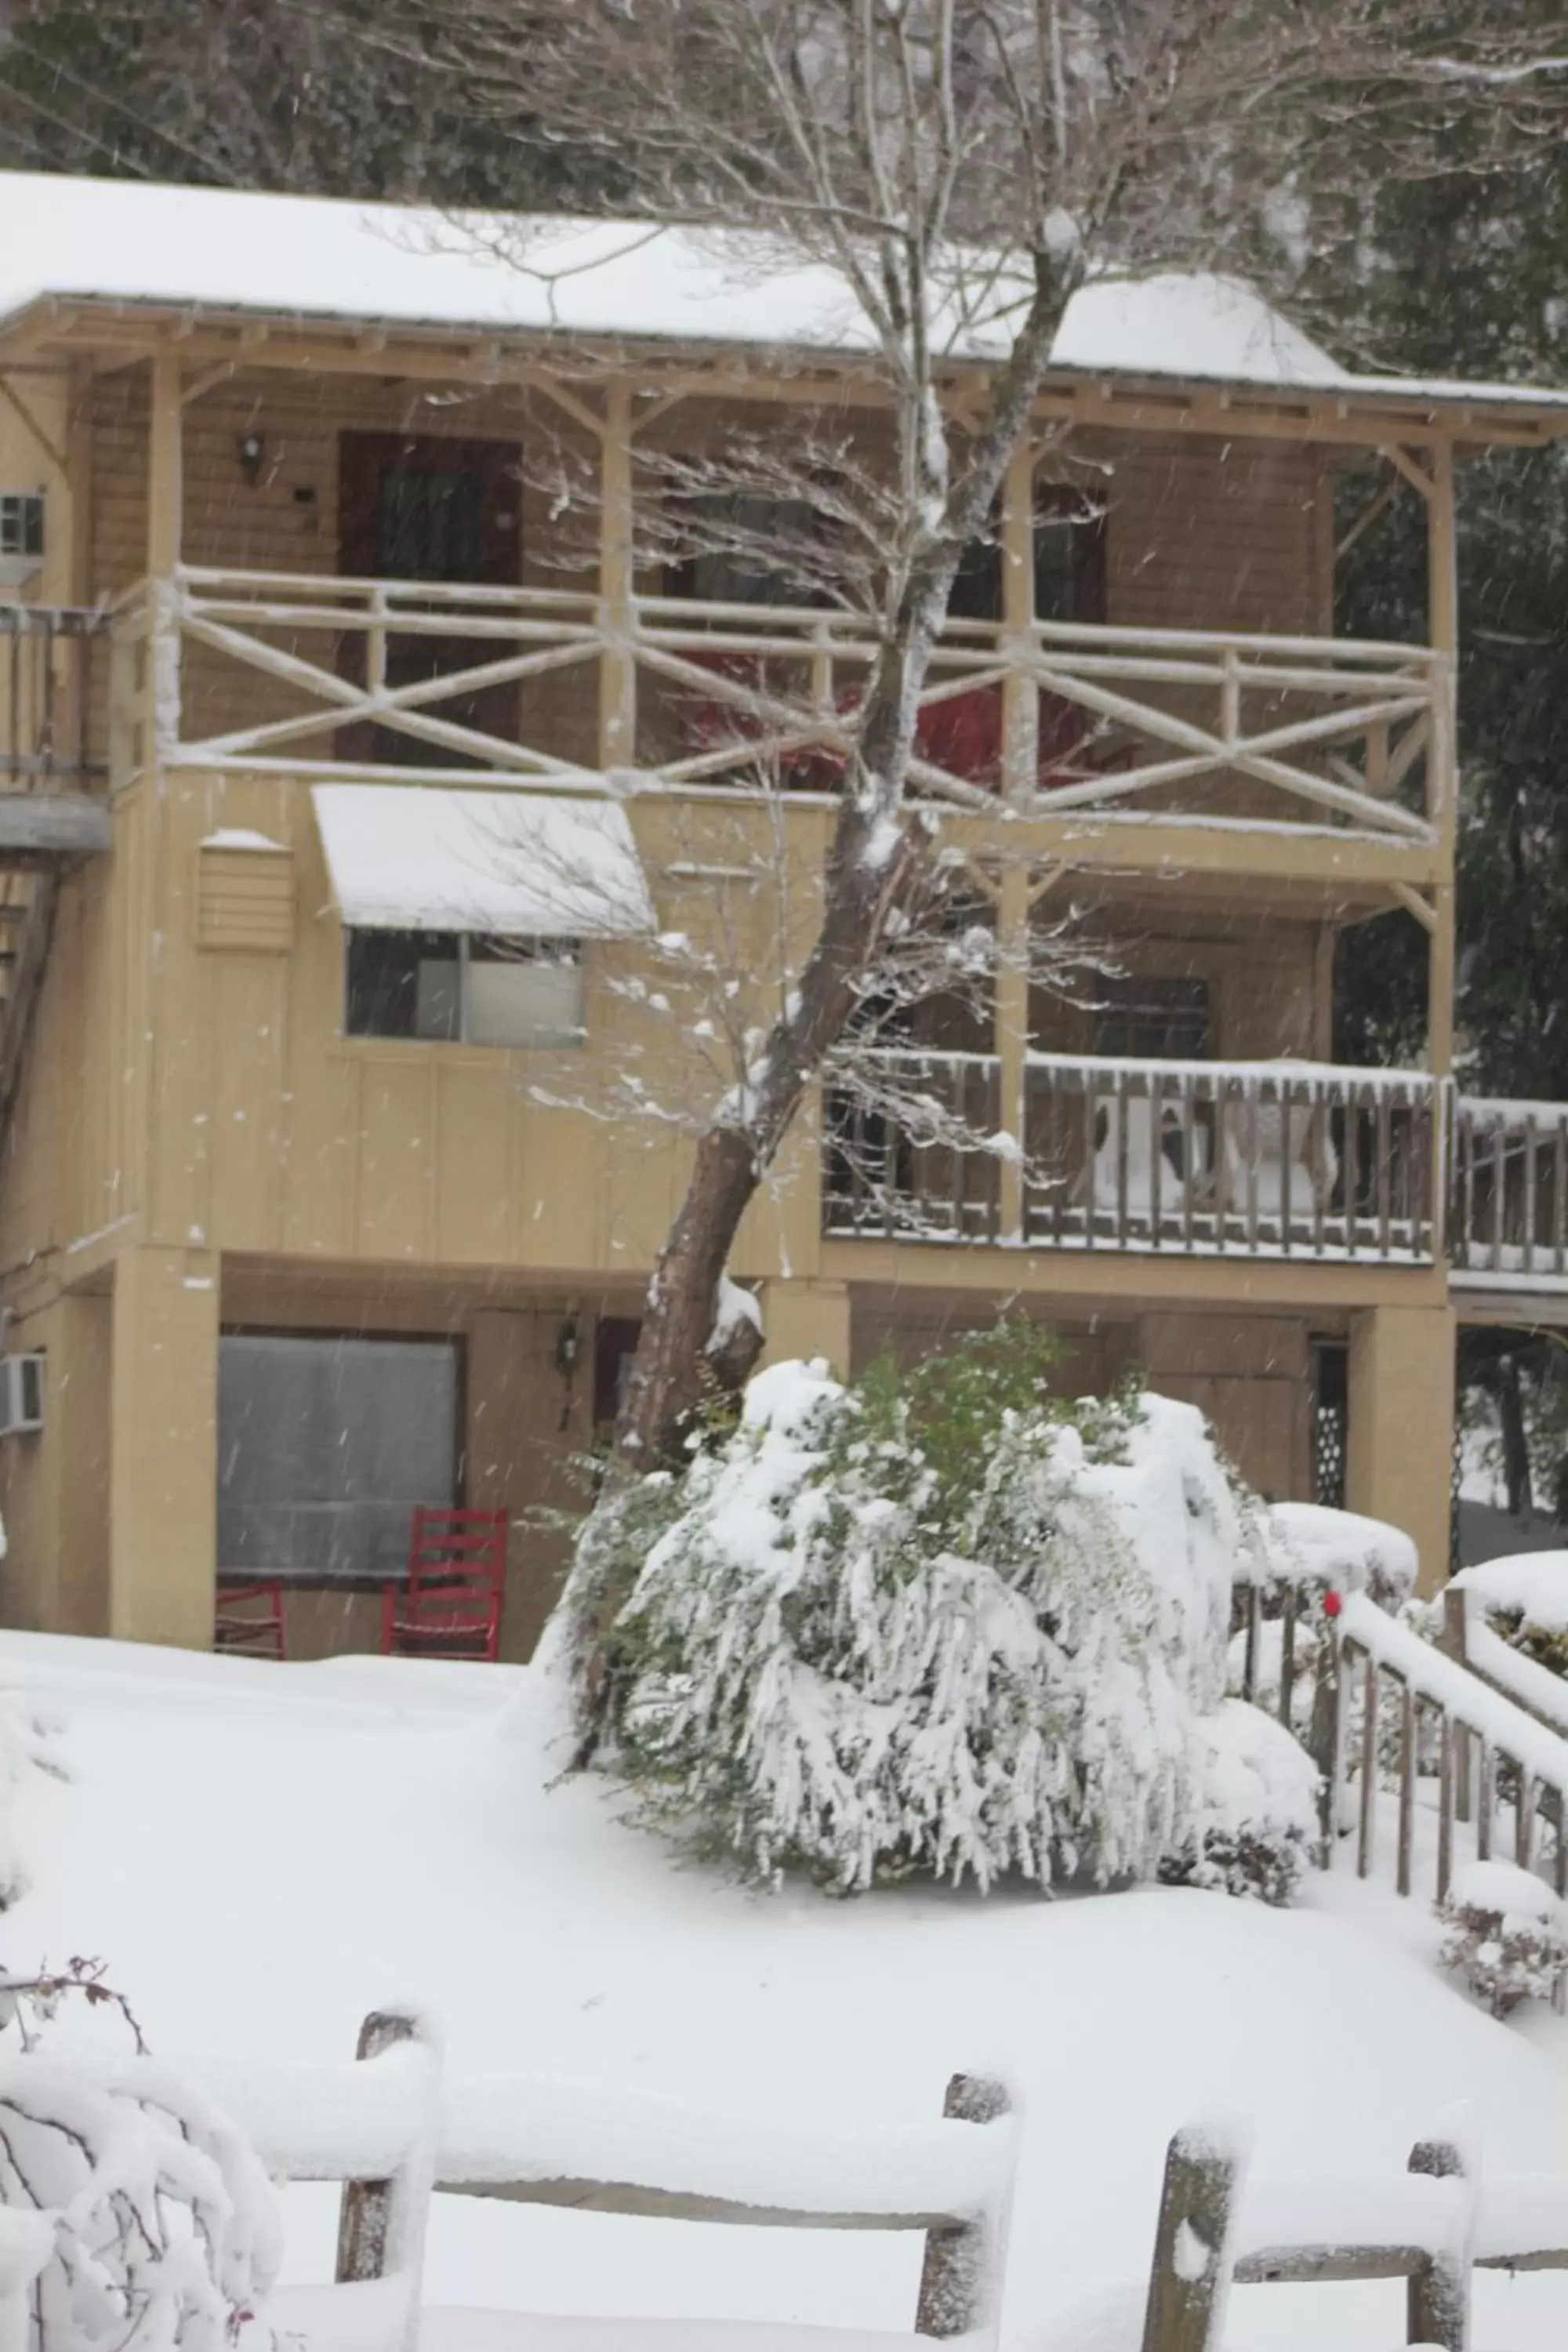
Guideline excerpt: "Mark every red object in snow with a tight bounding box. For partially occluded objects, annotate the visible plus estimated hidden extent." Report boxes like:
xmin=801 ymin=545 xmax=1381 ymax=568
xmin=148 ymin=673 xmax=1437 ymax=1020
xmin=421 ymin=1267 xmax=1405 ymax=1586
xmin=382 ymin=1507 xmax=508 ymax=1662
xmin=1323 ymin=1589 xmax=1343 ymax=1619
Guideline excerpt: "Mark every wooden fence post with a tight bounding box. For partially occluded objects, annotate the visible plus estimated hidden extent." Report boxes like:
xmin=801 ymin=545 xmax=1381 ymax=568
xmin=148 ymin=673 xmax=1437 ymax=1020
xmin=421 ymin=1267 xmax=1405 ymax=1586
xmin=915 ymin=2073 xmax=1012 ymax=2339
xmin=1406 ymin=2138 xmax=1470 ymax=2352
xmin=1140 ymin=2126 xmax=1243 ymax=2352
xmin=336 ymin=2008 xmax=431 ymax=2292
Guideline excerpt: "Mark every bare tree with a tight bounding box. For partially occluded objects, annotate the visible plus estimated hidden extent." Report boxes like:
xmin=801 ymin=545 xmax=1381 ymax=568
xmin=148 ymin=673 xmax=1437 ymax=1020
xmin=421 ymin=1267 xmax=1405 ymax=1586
xmin=364 ymin=0 xmax=1568 ymax=1471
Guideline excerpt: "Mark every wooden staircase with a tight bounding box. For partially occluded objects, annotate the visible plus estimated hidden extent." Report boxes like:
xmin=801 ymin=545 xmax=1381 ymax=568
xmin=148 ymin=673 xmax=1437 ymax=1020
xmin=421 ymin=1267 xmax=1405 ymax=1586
xmin=0 ymin=605 xmax=113 ymax=1142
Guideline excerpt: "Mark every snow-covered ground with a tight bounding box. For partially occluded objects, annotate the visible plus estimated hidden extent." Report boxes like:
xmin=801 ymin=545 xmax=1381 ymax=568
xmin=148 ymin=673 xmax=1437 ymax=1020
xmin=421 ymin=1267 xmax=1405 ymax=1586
xmin=7 ymin=1630 xmax=1568 ymax=2351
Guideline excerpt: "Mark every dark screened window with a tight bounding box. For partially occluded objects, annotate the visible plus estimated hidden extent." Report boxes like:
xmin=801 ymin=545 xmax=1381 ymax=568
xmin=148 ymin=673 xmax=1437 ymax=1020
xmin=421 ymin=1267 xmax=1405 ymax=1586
xmin=346 ymin=931 xmax=461 ymax=1041
xmin=217 ymin=1334 xmax=459 ymax=1581
xmin=377 ymin=468 xmax=487 ymax=583
xmin=346 ymin=930 xmax=583 ymax=1047
xmin=948 ymin=492 xmax=1107 ymax=625
xmin=671 ymin=492 xmax=825 ymax=606
xmin=1093 ymin=976 xmax=1211 ymax=1061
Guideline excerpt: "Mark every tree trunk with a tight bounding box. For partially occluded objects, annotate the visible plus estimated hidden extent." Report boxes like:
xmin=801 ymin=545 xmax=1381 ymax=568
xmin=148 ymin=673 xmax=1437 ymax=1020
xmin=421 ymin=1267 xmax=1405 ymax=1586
xmin=1500 ymin=1353 xmax=1534 ymax=1517
xmin=613 ymin=263 xmax=1076 ymax=1472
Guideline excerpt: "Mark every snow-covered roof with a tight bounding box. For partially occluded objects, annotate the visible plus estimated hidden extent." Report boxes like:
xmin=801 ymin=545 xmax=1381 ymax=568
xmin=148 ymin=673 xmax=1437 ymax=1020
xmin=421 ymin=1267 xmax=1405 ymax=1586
xmin=311 ymin=785 xmax=653 ymax=938
xmin=4 ymin=170 xmax=1568 ymax=422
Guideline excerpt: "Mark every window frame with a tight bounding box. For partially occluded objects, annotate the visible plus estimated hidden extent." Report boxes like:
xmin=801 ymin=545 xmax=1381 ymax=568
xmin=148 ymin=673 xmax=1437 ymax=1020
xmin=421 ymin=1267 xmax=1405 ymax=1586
xmin=343 ymin=927 xmax=586 ymax=1049
xmin=216 ymin=1324 xmax=467 ymax=1586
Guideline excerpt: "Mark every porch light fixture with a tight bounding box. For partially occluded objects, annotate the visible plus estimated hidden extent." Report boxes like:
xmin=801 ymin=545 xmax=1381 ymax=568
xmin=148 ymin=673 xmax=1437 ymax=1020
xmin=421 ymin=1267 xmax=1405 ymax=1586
xmin=237 ymin=431 xmax=267 ymax=485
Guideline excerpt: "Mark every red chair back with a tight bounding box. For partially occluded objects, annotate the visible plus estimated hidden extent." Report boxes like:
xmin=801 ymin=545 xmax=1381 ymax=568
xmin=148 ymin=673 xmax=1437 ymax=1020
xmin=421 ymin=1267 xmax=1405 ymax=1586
xmin=215 ymin=1581 xmax=287 ymax=1661
xmin=382 ymin=1508 xmax=507 ymax=1662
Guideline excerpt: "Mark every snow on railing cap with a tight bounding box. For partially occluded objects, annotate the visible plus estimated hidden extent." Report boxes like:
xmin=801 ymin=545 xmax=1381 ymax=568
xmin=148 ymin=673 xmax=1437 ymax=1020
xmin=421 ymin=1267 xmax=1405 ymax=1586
xmin=1259 ymin=1502 xmax=1418 ymax=1603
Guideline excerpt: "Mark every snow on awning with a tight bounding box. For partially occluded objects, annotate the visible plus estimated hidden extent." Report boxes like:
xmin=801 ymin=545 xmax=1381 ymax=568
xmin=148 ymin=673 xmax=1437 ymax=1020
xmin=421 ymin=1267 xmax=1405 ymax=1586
xmin=311 ymin=786 xmax=653 ymax=938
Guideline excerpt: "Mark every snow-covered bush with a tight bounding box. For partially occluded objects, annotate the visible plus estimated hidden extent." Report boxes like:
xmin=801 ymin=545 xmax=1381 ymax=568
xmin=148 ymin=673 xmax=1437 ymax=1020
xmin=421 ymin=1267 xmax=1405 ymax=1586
xmin=1161 ymin=1700 xmax=1321 ymax=1906
xmin=1449 ymin=1553 xmax=1568 ymax=1682
xmin=564 ymin=1328 xmax=1273 ymax=1895
xmin=1438 ymin=1860 xmax=1568 ymax=2017
xmin=0 ymin=1962 xmax=281 ymax=2350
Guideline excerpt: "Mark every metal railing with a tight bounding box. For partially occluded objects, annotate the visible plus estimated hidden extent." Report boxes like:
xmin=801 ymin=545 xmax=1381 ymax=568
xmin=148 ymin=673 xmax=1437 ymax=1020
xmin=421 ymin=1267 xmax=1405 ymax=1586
xmin=0 ymin=604 xmax=111 ymax=785
xmin=1451 ymin=1094 xmax=1568 ymax=1285
xmin=1022 ymin=1055 xmax=1438 ymax=1261
xmin=821 ymin=1051 xmax=1439 ymax=1264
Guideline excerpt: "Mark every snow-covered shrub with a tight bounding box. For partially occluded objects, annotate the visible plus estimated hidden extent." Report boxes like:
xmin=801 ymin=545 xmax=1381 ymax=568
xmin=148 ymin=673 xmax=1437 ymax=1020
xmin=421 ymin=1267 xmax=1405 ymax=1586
xmin=1437 ymin=1860 xmax=1568 ymax=2017
xmin=1449 ymin=1554 xmax=1568 ymax=1682
xmin=1161 ymin=1700 xmax=1321 ymax=1906
xmin=0 ymin=1961 xmax=281 ymax=2350
xmin=568 ymin=1327 xmax=1269 ymax=1895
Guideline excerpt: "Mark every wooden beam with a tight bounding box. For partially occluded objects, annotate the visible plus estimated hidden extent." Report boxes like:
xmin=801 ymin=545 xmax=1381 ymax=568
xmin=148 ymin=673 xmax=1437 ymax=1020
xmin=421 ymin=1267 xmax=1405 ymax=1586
xmin=995 ymin=864 xmax=1030 ymax=1242
xmin=0 ymin=373 xmax=67 ymax=474
xmin=600 ymin=381 xmax=638 ymax=775
xmin=1391 ymin=882 xmax=1437 ymax=935
xmin=1000 ymin=437 xmax=1037 ymax=810
xmin=1427 ymin=442 xmax=1458 ymax=656
xmin=1381 ymin=444 xmax=1437 ymax=501
xmin=147 ymin=350 xmax=183 ymax=575
xmin=0 ymin=795 xmax=111 ymax=856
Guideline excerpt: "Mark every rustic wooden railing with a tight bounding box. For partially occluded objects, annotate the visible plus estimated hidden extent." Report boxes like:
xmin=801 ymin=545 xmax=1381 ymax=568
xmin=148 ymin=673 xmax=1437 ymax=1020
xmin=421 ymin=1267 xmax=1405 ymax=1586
xmin=158 ymin=566 xmax=1445 ymax=834
xmin=0 ymin=604 xmax=111 ymax=786
xmin=822 ymin=1048 xmax=1004 ymax=1242
xmin=1331 ymin=1589 xmax=1568 ymax=1905
xmin=1145 ymin=2112 xmax=1568 ymax=2352
xmin=1451 ymin=1095 xmax=1568 ymax=1287
xmin=821 ymin=1050 xmax=1439 ymax=1263
xmin=201 ymin=2007 xmax=1019 ymax=2351
xmin=1022 ymin=1055 xmax=1438 ymax=1261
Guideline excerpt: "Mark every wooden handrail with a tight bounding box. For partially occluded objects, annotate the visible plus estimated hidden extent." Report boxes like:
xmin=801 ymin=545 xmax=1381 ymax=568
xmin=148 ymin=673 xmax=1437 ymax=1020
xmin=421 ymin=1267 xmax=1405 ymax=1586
xmin=158 ymin=563 xmax=1446 ymax=828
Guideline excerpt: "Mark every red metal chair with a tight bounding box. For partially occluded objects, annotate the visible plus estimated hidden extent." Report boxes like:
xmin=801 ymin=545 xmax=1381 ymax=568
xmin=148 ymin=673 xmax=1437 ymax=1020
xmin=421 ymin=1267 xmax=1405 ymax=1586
xmin=215 ymin=1581 xmax=287 ymax=1661
xmin=382 ymin=1508 xmax=508 ymax=1662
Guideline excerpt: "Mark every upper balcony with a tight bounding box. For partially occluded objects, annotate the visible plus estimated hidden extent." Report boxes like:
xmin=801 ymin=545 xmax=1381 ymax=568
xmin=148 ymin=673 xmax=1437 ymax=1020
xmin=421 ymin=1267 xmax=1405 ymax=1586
xmin=125 ymin=564 xmax=1451 ymax=887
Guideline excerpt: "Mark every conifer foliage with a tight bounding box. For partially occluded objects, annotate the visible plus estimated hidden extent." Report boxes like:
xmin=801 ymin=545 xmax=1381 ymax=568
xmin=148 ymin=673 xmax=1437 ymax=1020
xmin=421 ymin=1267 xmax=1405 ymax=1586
xmin=561 ymin=1330 xmax=1291 ymax=1896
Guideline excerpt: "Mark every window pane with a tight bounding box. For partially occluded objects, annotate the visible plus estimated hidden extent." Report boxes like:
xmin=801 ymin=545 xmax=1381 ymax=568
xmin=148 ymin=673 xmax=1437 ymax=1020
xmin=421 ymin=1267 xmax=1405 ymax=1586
xmin=682 ymin=493 xmax=822 ymax=607
xmin=346 ymin=930 xmax=460 ymax=1040
xmin=948 ymin=533 xmax=1002 ymax=622
xmin=378 ymin=468 xmax=486 ymax=583
xmin=467 ymin=938 xmax=584 ymax=1047
xmin=217 ymin=1334 xmax=458 ymax=1581
xmin=1094 ymin=976 xmax=1211 ymax=1061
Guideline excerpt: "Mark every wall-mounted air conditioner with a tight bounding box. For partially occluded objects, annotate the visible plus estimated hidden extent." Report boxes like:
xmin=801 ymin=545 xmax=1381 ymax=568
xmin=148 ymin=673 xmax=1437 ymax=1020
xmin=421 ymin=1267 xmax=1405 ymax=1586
xmin=0 ymin=1354 xmax=45 ymax=1436
xmin=0 ymin=493 xmax=44 ymax=588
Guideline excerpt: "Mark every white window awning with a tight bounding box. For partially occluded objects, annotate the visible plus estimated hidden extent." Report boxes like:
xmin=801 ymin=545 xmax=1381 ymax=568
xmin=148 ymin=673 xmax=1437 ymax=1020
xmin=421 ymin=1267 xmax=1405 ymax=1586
xmin=311 ymin=785 xmax=654 ymax=938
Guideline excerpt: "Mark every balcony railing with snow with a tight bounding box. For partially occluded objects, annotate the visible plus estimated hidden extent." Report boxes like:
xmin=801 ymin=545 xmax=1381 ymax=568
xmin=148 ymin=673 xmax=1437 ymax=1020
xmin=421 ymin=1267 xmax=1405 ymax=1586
xmin=1451 ymin=1095 xmax=1568 ymax=1288
xmin=148 ymin=565 xmax=1448 ymax=835
xmin=1 ymin=604 xmax=110 ymax=786
xmin=822 ymin=1051 xmax=1440 ymax=1263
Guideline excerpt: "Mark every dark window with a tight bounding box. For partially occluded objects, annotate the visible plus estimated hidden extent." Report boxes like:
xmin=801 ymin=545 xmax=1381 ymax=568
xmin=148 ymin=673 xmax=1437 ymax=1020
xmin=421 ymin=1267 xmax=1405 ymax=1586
xmin=377 ymin=467 xmax=487 ymax=583
xmin=0 ymin=493 xmax=43 ymax=560
xmin=346 ymin=930 xmax=583 ymax=1047
xmin=948 ymin=489 xmax=1108 ymax=627
xmin=669 ymin=492 xmax=826 ymax=606
xmin=1093 ymin=975 xmax=1211 ymax=1061
xmin=217 ymin=1334 xmax=459 ymax=1581
xmin=346 ymin=930 xmax=461 ymax=1041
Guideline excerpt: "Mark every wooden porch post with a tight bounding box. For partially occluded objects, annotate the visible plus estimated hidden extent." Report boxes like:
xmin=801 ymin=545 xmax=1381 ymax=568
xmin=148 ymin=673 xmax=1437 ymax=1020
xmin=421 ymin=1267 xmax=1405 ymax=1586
xmin=999 ymin=437 xmax=1037 ymax=808
xmin=146 ymin=351 xmax=183 ymax=763
xmin=1425 ymin=441 xmax=1458 ymax=1083
xmin=598 ymin=379 xmax=637 ymax=774
xmin=996 ymin=863 xmax=1030 ymax=1243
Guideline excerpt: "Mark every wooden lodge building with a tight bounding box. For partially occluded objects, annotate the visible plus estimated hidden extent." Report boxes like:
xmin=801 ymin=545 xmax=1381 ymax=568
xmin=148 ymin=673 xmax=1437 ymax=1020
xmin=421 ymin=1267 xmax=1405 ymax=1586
xmin=1 ymin=170 xmax=1566 ymax=1660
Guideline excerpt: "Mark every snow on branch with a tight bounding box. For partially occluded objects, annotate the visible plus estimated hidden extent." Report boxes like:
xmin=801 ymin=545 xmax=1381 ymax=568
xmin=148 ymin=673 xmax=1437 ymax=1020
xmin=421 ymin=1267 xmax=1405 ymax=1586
xmin=0 ymin=1962 xmax=281 ymax=2352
